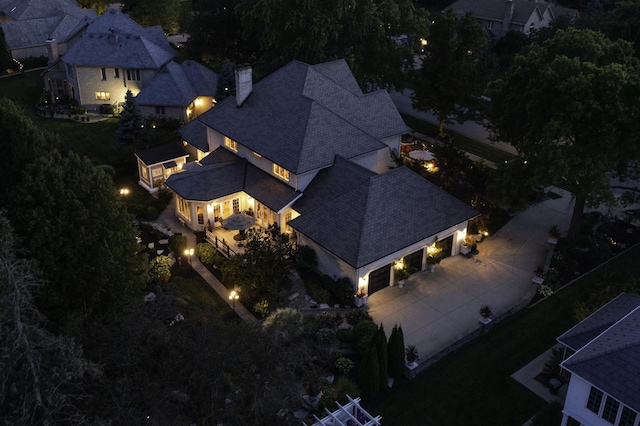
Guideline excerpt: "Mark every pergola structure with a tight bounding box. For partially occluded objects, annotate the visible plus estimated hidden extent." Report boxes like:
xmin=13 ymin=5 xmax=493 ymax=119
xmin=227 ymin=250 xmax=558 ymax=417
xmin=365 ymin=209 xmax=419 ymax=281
xmin=307 ymin=395 xmax=382 ymax=426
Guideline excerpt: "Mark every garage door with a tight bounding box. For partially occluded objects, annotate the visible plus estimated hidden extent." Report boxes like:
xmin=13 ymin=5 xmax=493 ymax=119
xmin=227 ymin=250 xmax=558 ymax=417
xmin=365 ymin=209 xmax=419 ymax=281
xmin=404 ymin=249 xmax=424 ymax=272
xmin=368 ymin=264 xmax=391 ymax=295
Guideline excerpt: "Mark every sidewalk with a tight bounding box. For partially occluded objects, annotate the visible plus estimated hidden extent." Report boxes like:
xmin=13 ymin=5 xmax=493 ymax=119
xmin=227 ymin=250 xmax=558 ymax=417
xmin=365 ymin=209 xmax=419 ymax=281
xmin=155 ymin=205 xmax=258 ymax=324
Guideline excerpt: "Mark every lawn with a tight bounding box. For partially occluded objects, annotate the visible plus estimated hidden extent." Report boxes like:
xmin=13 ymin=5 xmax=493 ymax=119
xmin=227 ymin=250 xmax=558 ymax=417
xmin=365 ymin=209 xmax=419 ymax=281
xmin=0 ymin=69 xmax=44 ymax=108
xmin=373 ymin=244 xmax=640 ymax=426
xmin=401 ymin=113 xmax=517 ymax=165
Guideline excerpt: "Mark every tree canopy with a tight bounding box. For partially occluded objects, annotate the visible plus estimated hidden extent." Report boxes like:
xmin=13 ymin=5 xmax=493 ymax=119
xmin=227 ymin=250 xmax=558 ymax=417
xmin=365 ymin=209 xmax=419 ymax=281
xmin=412 ymin=10 xmax=489 ymax=135
xmin=188 ymin=0 xmax=429 ymax=89
xmin=486 ymin=28 xmax=640 ymax=235
xmin=122 ymin=0 xmax=182 ymax=33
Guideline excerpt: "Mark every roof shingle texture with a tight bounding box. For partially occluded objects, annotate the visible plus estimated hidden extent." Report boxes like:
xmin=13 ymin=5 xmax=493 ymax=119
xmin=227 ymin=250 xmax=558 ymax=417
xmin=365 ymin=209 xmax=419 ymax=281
xmin=562 ymin=303 xmax=640 ymax=412
xmin=135 ymin=143 xmax=188 ymax=166
xmin=61 ymin=9 xmax=176 ymax=68
xmin=197 ymin=59 xmax=409 ymax=174
xmin=165 ymin=149 xmax=300 ymax=211
xmin=557 ymin=293 xmax=640 ymax=351
xmin=179 ymin=118 xmax=209 ymax=152
xmin=289 ymin=158 xmax=478 ymax=268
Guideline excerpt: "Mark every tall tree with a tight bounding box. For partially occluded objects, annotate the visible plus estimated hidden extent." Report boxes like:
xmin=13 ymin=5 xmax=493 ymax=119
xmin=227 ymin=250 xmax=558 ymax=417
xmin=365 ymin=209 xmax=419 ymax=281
xmin=115 ymin=89 xmax=144 ymax=146
xmin=486 ymin=28 xmax=640 ymax=236
xmin=0 ymin=98 xmax=53 ymax=206
xmin=188 ymin=0 xmax=429 ymax=90
xmin=9 ymin=150 xmax=148 ymax=325
xmin=0 ymin=212 xmax=89 ymax=424
xmin=412 ymin=9 xmax=488 ymax=136
xmin=215 ymin=59 xmax=236 ymax=102
xmin=122 ymin=0 xmax=181 ymax=33
xmin=387 ymin=324 xmax=405 ymax=379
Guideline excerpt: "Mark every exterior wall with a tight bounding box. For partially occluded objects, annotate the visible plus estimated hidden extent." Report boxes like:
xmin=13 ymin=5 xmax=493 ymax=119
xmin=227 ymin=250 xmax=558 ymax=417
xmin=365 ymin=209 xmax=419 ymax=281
xmin=183 ymin=142 xmax=207 ymax=161
xmin=140 ymin=106 xmax=186 ymax=121
xmin=562 ymin=376 xmax=611 ymax=426
xmin=138 ymin=157 xmax=187 ymax=193
xmin=10 ymin=45 xmax=48 ymax=60
xmin=178 ymin=192 xmax=266 ymax=232
xmin=73 ymin=65 xmax=157 ymax=109
xmin=298 ymin=233 xmax=358 ymax=283
xmin=523 ymin=9 xmax=552 ymax=34
xmin=191 ymin=95 xmax=214 ymax=118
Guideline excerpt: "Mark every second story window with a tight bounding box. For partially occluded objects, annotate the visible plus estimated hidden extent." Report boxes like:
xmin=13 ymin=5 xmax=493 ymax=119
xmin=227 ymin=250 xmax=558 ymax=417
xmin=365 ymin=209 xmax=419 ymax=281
xmin=114 ymin=68 xmax=119 ymax=78
xmin=155 ymin=106 xmax=165 ymax=115
xmin=224 ymin=136 xmax=238 ymax=152
xmin=273 ymin=163 xmax=290 ymax=181
xmin=101 ymin=67 xmax=106 ymax=80
xmin=126 ymin=69 xmax=141 ymax=81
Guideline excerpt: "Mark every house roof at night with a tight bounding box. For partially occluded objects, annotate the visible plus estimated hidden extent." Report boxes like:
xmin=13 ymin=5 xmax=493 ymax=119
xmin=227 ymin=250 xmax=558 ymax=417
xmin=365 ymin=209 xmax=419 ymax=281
xmin=197 ymin=59 xmax=409 ymax=175
xmin=179 ymin=118 xmax=209 ymax=152
xmin=136 ymin=60 xmax=217 ymax=107
xmin=165 ymin=148 xmax=301 ymax=212
xmin=561 ymin=299 xmax=640 ymax=412
xmin=289 ymin=159 xmax=479 ymax=268
xmin=447 ymin=0 xmax=577 ymax=25
xmin=557 ymin=293 xmax=640 ymax=352
xmin=135 ymin=144 xmax=188 ymax=166
xmin=61 ymin=8 xmax=176 ymax=68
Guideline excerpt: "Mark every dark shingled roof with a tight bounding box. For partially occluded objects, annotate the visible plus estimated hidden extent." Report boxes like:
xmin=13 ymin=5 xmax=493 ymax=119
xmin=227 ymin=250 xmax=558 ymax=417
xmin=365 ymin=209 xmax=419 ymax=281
xmin=61 ymin=9 xmax=176 ymax=69
xmin=562 ymin=303 xmax=640 ymax=412
xmin=197 ymin=59 xmax=409 ymax=175
xmin=136 ymin=60 xmax=218 ymax=107
xmin=0 ymin=0 xmax=94 ymax=21
xmin=557 ymin=293 xmax=640 ymax=352
xmin=135 ymin=144 xmax=188 ymax=166
xmin=289 ymin=160 xmax=479 ymax=268
xmin=447 ymin=0 xmax=577 ymax=24
xmin=179 ymin=118 xmax=209 ymax=152
xmin=165 ymin=149 xmax=300 ymax=211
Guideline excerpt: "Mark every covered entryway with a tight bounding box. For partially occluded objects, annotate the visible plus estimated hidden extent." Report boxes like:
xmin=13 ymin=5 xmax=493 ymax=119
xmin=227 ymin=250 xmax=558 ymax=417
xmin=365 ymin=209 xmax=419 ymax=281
xmin=368 ymin=264 xmax=391 ymax=295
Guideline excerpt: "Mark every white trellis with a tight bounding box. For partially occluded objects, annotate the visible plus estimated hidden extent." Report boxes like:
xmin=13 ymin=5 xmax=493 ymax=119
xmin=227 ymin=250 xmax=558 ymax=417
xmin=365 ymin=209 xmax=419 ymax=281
xmin=306 ymin=395 xmax=382 ymax=426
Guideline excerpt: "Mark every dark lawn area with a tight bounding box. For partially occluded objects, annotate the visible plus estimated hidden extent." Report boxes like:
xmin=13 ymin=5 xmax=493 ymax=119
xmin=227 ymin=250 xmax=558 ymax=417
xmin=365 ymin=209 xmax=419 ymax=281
xmin=372 ymin=244 xmax=640 ymax=426
xmin=402 ymin=113 xmax=517 ymax=165
xmin=0 ymin=69 xmax=44 ymax=108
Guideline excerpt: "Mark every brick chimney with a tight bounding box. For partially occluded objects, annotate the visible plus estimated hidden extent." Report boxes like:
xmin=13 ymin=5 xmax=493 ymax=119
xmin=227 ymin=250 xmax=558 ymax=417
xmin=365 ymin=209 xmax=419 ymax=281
xmin=235 ymin=64 xmax=252 ymax=107
xmin=46 ymin=38 xmax=59 ymax=65
xmin=502 ymin=0 xmax=515 ymax=37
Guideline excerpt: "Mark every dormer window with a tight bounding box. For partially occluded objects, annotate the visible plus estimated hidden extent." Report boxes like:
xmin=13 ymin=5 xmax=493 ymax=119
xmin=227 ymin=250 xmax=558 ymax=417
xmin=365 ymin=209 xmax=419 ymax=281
xmin=224 ymin=136 xmax=238 ymax=152
xmin=273 ymin=163 xmax=289 ymax=181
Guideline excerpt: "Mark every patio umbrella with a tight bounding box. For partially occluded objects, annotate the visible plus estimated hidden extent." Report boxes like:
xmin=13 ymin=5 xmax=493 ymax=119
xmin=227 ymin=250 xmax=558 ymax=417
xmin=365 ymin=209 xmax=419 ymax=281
xmin=408 ymin=150 xmax=435 ymax=161
xmin=222 ymin=213 xmax=255 ymax=230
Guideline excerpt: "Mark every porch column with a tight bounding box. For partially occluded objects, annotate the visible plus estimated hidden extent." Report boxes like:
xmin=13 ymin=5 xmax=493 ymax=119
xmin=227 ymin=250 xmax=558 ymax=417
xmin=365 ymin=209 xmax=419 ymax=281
xmin=421 ymin=247 xmax=428 ymax=271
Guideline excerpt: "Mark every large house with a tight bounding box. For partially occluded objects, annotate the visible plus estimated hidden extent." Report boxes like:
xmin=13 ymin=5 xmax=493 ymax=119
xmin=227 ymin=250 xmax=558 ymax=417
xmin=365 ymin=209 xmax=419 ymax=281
xmin=43 ymin=8 xmax=217 ymax=119
xmin=447 ymin=0 xmax=578 ymax=40
xmin=164 ymin=59 xmax=478 ymax=296
xmin=557 ymin=293 xmax=640 ymax=426
xmin=0 ymin=0 xmax=95 ymax=60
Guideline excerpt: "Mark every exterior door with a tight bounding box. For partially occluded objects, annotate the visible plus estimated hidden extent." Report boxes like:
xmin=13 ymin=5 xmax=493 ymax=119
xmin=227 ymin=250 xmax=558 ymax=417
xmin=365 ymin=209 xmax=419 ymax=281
xmin=368 ymin=264 xmax=391 ymax=295
xmin=405 ymin=249 xmax=424 ymax=272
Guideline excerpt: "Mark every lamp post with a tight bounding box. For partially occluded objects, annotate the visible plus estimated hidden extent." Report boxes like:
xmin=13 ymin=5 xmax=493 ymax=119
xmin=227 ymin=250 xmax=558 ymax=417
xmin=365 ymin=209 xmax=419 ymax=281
xmin=184 ymin=248 xmax=194 ymax=266
xmin=229 ymin=290 xmax=239 ymax=313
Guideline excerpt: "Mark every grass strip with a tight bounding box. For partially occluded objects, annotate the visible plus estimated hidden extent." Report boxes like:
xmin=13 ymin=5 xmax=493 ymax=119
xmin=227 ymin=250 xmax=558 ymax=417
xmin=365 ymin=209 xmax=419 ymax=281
xmin=401 ymin=113 xmax=517 ymax=165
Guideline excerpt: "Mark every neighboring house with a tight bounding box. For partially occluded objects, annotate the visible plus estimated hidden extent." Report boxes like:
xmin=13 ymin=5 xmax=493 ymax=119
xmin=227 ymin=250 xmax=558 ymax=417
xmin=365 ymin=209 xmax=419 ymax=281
xmin=135 ymin=144 xmax=189 ymax=194
xmin=135 ymin=60 xmax=218 ymax=122
xmin=447 ymin=0 xmax=578 ymax=40
xmin=0 ymin=0 xmax=95 ymax=60
xmin=164 ymin=59 xmax=478 ymax=295
xmin=43 ymin=8 xmax=177 ymax=110
xmin=557 ymin=293 xmax=640 ymax=426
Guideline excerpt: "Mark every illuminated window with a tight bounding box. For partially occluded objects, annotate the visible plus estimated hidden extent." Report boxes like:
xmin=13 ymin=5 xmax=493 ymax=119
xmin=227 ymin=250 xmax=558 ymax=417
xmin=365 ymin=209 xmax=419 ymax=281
xmin=285 ymin=211 xmax=292 ymax=232
xmin=141 ymin=167 xmax=148 ymax=179
xmin=232 ymin=198 xmax=240 ymax=213
xmin=197 ymin=206 xmax=204 ymax=225
xmin=587 ymin=387 xmax=603 ymax=414
xmin=273 ymin=163 xmax=289 ymax=181
xmin=95 ymin=91 xmax=110 ymax=100
xmin=224 ymin=136 xmax=237 ymax=152
xmin=177 ymin=197 xmax=189 ymax=217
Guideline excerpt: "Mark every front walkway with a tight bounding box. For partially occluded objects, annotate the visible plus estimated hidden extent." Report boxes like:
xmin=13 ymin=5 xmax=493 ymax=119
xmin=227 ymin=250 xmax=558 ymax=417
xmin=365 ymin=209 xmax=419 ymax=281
xmin=367 ymin=186 xmax=574 ymax=368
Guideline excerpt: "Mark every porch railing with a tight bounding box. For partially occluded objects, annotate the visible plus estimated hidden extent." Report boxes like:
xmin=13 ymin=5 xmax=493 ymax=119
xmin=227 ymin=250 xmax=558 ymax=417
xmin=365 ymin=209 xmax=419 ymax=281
xmin=205 ymin=230 xmax=238 ymax=258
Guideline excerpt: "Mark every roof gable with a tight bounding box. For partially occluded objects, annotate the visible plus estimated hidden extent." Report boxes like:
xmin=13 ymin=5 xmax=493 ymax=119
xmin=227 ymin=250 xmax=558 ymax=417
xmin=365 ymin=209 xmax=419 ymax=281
xmin=179 ymin=118 xmax=209 ymax=152
xmin=562 ymin=304 xmax=640 ymax=411
xmin=447 ymin=0 xmax=576 ymax=25
xmin=289 ymin=162 xmax=478 ymax=268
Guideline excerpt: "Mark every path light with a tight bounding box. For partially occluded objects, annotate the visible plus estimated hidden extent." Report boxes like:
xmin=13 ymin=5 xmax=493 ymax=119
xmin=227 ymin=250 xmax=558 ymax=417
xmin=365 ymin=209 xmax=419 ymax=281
xmin=119 ymin=188 xmax=130 ymax=196
xmin=229 ymin=290 xmax=239 ymax=313
xmin=184 ymin=248 xmax=194 ymax=266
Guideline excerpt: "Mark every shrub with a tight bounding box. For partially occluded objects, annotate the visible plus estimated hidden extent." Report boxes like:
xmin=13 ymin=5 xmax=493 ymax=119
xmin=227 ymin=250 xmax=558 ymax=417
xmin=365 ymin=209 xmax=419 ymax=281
xmin=316 ymin=327 xmax=334 ymax=344
xmin=347 ymin=309 xmax=372 ymax=325
xmin=262 ymin=308 xmax=304 ymax=344
xmin=336 ymin=328 xmax=355 ymax=344
xmin=335 ymin=357 xmax=355 ymax=376
xmin=196 ymin=242 xmax=219 ymax=265
xmin=352 ymin=319 xmax=378 ymax=355
xmin=169 ymin=234 xmax=187 ymax=255
xmin=332 ymin=377 xmax=360 ymax=404
xmin=149 ymin=255 xmax=173 ymax=283
xmin=315 ymin=312 xmax=337 ymax=330
xmin=305 ymin=276 xmax=330 ymax=303
xmin=333 ymin=277 xmax=355 ymax=306
xmin=295 ymin=245 xmax=317 ymax=276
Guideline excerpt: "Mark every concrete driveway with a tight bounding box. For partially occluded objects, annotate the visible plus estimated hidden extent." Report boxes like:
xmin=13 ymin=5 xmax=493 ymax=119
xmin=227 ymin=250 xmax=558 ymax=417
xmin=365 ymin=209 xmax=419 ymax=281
xmin=367 ymin=186 xmax=574 ymax=365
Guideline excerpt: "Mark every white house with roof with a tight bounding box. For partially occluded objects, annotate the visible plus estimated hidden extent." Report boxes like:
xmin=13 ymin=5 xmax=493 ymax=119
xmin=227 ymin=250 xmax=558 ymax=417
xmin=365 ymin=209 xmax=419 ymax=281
xmin=447 ymin=0 xmax=578 ymax=40
xmin=0 ymin=0 xmax=95 ymax=60
xmin=164 ymin=59 xmax=478 ymax=296
xmin=557 ymin=293 xmax=640 ymax=426
xmin=44 ymin=8 xmax=177 ymax=109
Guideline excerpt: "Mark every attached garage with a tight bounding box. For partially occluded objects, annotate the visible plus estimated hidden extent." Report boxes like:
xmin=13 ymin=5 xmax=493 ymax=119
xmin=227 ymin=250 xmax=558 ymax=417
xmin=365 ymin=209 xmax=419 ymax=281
xmin=404 ymin=248 xmax=424 ymax=273
xmin=368 ymin=264 xmax=391 ymax=295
